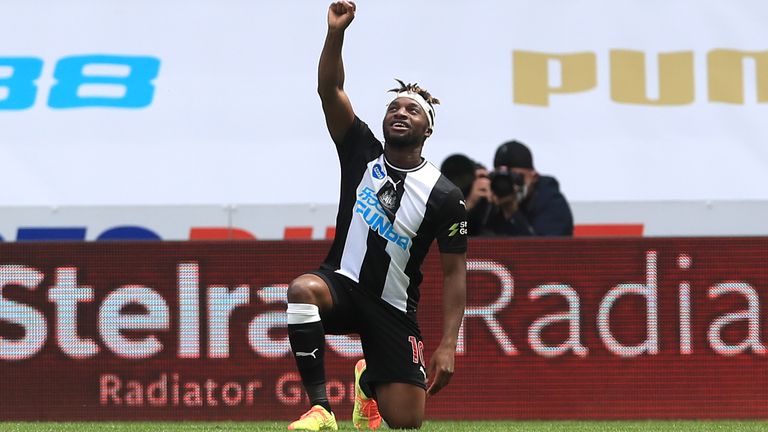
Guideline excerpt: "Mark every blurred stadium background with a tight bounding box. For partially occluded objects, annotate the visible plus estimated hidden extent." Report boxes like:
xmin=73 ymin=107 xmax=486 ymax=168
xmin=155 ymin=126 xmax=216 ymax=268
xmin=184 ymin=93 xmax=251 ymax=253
xmin=1 ymin=0 xmax=767 ymax=430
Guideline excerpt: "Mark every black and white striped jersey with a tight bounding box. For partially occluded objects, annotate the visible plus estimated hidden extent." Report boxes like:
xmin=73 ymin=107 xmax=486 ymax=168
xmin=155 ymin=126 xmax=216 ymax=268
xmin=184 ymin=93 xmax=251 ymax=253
xmin=321 ymin=117 xmax=467 ymax=317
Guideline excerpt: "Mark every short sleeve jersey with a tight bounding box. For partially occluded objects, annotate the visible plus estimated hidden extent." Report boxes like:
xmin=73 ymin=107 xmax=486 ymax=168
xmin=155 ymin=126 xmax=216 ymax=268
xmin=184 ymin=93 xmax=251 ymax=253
xmin=321 ymin=117 xmax=467 ymax=316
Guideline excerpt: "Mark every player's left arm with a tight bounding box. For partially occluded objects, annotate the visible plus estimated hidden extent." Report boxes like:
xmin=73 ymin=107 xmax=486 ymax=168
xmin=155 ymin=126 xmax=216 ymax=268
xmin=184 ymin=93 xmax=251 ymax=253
xmin=426 ymin=182 xmax=468 ymax=396
xmin=426 ymin=251 xmax=467 ymax=396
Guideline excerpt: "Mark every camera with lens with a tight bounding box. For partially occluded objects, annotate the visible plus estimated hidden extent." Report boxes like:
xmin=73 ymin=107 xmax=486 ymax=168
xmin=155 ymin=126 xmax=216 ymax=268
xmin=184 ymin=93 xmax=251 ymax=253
xmin=488 ymin=166 xmax=525 ymax=202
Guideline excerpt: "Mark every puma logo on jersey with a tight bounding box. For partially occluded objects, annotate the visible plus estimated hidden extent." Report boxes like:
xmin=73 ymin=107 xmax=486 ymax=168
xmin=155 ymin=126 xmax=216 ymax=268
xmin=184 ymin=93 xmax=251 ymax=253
xmin=459 ymin=199 xmax=466 ymax=208
xmin=295 ymin=348 xmax=319 ymax=359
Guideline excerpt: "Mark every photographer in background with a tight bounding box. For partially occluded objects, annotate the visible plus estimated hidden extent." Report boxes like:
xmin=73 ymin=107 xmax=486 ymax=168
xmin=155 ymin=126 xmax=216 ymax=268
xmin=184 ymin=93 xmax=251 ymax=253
xmin=460 ymin=140 xmax=573 ymax=237
xmin=440 ymin=154 xmax=491 ymax=214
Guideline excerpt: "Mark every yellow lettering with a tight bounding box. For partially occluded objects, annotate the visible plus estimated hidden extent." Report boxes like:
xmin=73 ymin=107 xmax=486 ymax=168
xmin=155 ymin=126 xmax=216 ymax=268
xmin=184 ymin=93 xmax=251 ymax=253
xmin=513 ymin=51 xmax=596 ymax=106
xmin=610 ymin=50 xmax=694 ymax=105
xmin=708 ymin=49 xmax=768 ymax=104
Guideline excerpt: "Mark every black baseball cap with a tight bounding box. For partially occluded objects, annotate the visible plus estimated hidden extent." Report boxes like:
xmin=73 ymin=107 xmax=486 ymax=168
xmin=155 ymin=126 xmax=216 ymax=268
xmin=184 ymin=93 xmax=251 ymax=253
xmin=493 ymin=140 xmax=534 ymax=169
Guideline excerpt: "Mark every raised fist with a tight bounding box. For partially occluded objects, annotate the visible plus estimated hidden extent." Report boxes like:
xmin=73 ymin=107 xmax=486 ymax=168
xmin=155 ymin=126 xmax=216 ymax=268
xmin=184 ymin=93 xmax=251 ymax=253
xmin=328 ymin=1 xmax=356 ymax=31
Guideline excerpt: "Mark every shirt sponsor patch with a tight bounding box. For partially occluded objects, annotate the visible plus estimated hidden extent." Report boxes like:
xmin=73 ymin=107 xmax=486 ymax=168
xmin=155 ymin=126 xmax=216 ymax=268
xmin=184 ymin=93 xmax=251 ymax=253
xmin=371 ymin=164 xmax=386 ymax=179
xmin=356 ymin=186 xmax=410 ymax=250
xmin=449 ymin=221 xmax=468 ymax=237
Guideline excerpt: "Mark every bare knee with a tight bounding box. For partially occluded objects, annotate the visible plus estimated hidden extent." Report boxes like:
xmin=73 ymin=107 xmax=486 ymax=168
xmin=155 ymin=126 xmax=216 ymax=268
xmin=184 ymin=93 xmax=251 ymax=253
xmin=286 ymin=277 xmax=315 ymax=304
xmin=376 ymin=383 xmax=425 ymax=429
xmin=286 ymin=275 xmax=332 ymax=309
xmin=384 ymin=415 xmax=423 ymax=429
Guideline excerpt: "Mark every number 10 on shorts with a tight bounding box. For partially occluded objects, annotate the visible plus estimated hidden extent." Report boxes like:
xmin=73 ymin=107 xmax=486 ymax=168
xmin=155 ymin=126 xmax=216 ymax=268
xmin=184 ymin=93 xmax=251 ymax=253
xmin=408 ymin=336 xmax=425 ymax=366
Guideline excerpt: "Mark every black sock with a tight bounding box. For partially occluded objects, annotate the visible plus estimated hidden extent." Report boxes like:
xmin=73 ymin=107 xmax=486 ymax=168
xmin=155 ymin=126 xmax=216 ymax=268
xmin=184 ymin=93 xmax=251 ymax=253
xmin=304 ymin=383 xmax=332 ymax=413
xmin=359 ymin=369 xmax=375 ymax=399
xmin=288 ymin=321 xmax=331 ymax=412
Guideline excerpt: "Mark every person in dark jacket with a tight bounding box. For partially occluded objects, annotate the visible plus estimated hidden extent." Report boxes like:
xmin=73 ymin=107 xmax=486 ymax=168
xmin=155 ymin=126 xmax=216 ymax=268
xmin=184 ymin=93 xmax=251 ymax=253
xmin=468 ymin=140 xmax=574 ymax=237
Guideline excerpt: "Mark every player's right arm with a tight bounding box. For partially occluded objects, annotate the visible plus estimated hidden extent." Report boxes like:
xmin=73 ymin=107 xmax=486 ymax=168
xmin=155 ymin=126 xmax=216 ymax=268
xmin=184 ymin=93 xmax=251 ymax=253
xmin=318 ymin=1 xmax=356 ymax=144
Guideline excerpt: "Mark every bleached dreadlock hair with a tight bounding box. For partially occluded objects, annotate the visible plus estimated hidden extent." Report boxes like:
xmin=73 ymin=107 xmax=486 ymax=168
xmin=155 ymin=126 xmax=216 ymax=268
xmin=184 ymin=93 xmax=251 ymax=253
xmin=388 ymin=79 xmax=441 ymax=106
xmin=388 ymin=78 xmax=440 ymax=128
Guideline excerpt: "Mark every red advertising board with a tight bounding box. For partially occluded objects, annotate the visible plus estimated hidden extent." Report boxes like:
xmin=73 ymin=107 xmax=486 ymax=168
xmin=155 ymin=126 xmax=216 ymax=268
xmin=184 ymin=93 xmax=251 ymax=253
xmin=1 ymin=239 xmax=767 ymax=420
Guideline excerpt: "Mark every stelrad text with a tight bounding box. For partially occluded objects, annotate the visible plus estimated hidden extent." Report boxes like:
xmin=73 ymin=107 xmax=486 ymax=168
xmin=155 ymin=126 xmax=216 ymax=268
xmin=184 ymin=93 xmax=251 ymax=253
xmin=1 ymin=252 xmax=765 ymax=362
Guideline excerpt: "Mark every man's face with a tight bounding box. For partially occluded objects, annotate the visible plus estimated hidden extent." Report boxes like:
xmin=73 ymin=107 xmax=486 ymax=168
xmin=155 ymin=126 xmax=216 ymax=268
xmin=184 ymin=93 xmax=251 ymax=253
xmin=510 ymin=167 xmax=537 ymax=189
xmin=510 ymin=167 xmax=539 ymax=201
xmin=491 ymin=166 xmax=538 ymax=203
xmin=382 ymin=97 xmax=432 ymax=148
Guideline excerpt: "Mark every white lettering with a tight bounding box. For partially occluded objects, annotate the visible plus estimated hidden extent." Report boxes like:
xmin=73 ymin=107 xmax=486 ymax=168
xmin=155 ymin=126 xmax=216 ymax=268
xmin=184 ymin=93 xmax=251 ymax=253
xmin=178 ymin=262 xmax=200 ymax=358
xmin=48 ymin=267 xmax=99 ymax=359
xmin=528 ymin=284 xmax=587 ymax=358
xmin=679 ymin=281 xmax=693 ymax=355
xmin=208 ymin=285 xmax=250 ymax=358
xmin=0 ymin=265 xmax=47 ymax=361
xmin=326 ymin=334 xmax=364 ymax=358
xmin=678 ymin=253 xmax=694 ymax=355
xmin=98 ymin=285 xmax=170 ymax=359
xmin=597 ymin=251 xmax=659 ymax=357
xmin=457 ymin=260 xmax=517 ymax=356
xmin=249 ymin=284 xmax=363 ymax=358
xmin=707 ymin=282 xmax=767 ymax=356
xmin=249 ymin=285 xmax=290 ymax=358
xmin=677 ymin=254 xmax=693 ymax=354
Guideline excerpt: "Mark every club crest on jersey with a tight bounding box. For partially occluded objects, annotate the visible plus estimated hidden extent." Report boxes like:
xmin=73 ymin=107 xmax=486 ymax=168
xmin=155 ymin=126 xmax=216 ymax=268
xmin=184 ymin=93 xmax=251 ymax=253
xmin=376 ymin=177 xmax=401 ymax=223
xmin=371 ymin=164 xmax=386 ymax=179
xmin=355 ymin=186 xmax=410 ymax=251
xmin=379 ymin=188 xmax=397 ymax=210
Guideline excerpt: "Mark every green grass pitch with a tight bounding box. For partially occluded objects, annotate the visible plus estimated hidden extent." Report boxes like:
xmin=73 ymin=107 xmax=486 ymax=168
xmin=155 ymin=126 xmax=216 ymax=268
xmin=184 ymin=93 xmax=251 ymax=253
xmin=3 ymin=421 xmax=768 ymax=431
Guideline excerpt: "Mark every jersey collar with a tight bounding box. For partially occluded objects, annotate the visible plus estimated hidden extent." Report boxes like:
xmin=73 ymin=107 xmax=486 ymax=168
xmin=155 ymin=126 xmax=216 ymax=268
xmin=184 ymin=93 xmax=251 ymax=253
xmin=384 ymin=156 xmax=427 ymax=173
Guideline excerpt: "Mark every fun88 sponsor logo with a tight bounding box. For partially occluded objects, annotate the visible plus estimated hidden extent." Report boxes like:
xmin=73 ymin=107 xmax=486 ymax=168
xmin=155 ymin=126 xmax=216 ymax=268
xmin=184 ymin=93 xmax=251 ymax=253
xmin=354 ymin=187 xmax=410 ymax=251
xmin=0 ymin=55 xmax=160 ymax=110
